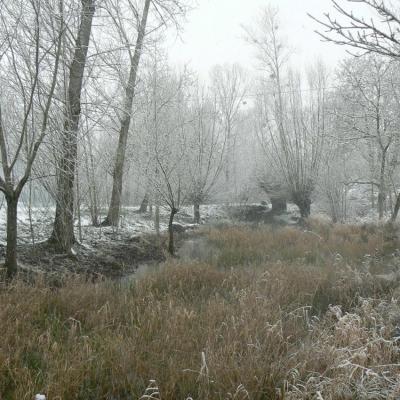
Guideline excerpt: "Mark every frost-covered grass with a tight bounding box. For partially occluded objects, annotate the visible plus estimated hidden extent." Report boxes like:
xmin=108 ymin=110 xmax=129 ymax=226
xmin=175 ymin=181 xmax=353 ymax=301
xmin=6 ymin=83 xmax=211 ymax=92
xmin=1 ymin=222 xmax=400 ymax=399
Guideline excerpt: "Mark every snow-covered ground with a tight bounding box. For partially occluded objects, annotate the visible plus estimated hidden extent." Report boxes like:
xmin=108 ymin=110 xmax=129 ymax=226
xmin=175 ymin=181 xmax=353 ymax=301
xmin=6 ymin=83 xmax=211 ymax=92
xmin=0 ymin=195 xmax=389 ymax=248
xmin=0 ymin=204 xmax=231 ymax=246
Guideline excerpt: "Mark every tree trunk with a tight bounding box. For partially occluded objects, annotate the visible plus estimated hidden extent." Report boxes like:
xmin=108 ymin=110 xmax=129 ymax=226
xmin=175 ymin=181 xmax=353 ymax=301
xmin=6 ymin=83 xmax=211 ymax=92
xmin=168 ymin=207 xmax=178 ymax=255
xmin=84 ymin=133 xmax=99 ymax=226
xmin=194 ymin=203 xmax=200 ymax=223
xmin=5 ymin=195 xmax=18 ymax=279
xmin=139 ymin=193 xmax=149 ymax=213
xmin=50 ymin=0 xmax=95 ymax=251
xmin=76 ymin=167 xmax=82 ymax=242
xmin=371 ymin=184 xmax=375 ymax=209
xmin=155 ymin=204 xmax=160 ymax=236
xmin=391 ymin=193 xmax=400 ymax=222
xmin=225 ymin=122 xmax=232 ymax=184
xmin=28 ymin=180 xmax=35 ymax=245
xmin=378 ymin=148 xmax=388 ymax=220
xmin=378 ymin=190 xmax=385 ymax=220
xmin=295 ymin=197 xmax=311 ymax=219
xmin=270 ymin=196 xmax=287 ymax=214
xmin=103 ymin=0 xmax=151 ymax=226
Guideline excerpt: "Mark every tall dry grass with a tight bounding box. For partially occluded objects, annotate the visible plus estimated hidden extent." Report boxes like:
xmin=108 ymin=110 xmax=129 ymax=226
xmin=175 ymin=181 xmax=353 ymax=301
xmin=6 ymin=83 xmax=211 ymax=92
xmin=206 ymin=220 xmax=394 ymax=270
xmin=0 ymin=222 xmax=399 ymax=399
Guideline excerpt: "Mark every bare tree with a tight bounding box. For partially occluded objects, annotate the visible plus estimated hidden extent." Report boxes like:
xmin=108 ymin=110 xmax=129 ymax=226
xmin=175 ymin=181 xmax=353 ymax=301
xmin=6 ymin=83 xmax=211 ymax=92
xmin=0 ymin=0 xmax=64 ymax=277
xmin=335 ymin=55 xmax=399 ymax=219
xmin=210 ymin=64 xmax=246 ymax=193
xmin=310 ymin=0 xmax=400 ymax=58
xmin=186 ymin=85 xmax=226 ymax=223
xmin=310 ymin=0 xmax=400 ymax=222
xmin=102 ymin=0 xmax=151 ymax=226
xmin=103 ymin=0 xmax=190 ymax=226
xmin=249 ymin=8 xmax=327 ymax=218
xmin=82 ymin=125 xmax=100 ymax=226
xmin=141 ymin=59 xmax=191 ymax=254
xmin=318 ymin=142 xmax=350 ymax=223
xmin=50 ymin=0 xmax=96 ymax=251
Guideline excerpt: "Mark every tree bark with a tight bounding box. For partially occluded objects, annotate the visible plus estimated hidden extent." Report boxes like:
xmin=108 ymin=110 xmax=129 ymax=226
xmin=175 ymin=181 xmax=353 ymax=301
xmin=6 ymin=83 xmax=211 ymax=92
xmin=193 ymin=203 xmax=200 ymax=223
xmin=5 ymin=195 xmax=18 ymax=280
xmin=139 ymin=193 xmax=149 ymax=213
xmin=391 ymin=193 xmax=400 ymax=222
xmin=371 ymin=184 xmax=375 ymax=209
xmin=76 ymin=167 xmax=82 ymax=242
xmin=168 ymin=207 xmax=178 ymax=255
xmin=103 ymin=0 xmax=151 ymax=226
xmin=50 ymin=0 xmax=95 ymax=251
xmin=270 ymin=196 xmax=287 ymax=214
xmin=378 ymin=191 xmax=385 ymax=220
xmin=294 ymin=196 xmax=311 ymax=219
xmin=84 ymin=133 xmax=99 ymax=226
xmin=378 ymin=150 xmax=387 ymax=220
xmin=155 ymin=204 xmax=160 ymax=236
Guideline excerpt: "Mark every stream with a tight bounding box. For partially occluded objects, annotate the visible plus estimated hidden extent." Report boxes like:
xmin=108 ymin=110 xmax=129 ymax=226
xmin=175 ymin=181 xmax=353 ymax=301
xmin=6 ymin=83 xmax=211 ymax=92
xmin=123 ymin=234 xmax=219 ymax=282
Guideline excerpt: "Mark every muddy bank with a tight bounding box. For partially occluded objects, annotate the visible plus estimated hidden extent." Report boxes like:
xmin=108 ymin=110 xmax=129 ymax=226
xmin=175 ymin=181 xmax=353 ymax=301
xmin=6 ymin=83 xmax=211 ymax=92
xmin=0 ymin=222 xmax=206 ymax=283
xmin=0 ymin=234 xmax=165 ymax=283
xmin=0 ymin=204 xmax=300 ymax=284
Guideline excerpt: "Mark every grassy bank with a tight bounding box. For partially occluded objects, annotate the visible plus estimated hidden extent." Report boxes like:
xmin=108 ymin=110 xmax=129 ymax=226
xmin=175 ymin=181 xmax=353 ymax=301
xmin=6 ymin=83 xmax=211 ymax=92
xmin=1 ymin=222 xmax=400 ymax=399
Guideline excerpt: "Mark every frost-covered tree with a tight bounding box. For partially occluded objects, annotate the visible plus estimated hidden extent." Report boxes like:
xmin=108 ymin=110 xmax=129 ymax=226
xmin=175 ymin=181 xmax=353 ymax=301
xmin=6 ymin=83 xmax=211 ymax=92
xmin=50 ymin=0 xmax=96 ymax=252
xmin=186 ymin=85 xmax=226 ymax=223
xmin=0 ymin=0 xmax=64 ymax=277
xmin=103 ymin=0 xmax=190 ymax=227
xmin=137 ymin=55 xmax=192 ymax=253
xmin=335 ymin=55 xmax=400 ymax=219
xmin=249 ymin=7 xmax=327 ymax=218
xmin=210 ymin=64 xmax=246 ymax=194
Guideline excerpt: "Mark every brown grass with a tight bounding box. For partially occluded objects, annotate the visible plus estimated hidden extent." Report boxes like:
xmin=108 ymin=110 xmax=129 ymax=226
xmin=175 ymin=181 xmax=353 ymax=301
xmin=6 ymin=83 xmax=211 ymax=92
xmin=0 ymin=222 xmax=399 ymax=399
xmin=206 ymin=220 xmax=392 ymax=270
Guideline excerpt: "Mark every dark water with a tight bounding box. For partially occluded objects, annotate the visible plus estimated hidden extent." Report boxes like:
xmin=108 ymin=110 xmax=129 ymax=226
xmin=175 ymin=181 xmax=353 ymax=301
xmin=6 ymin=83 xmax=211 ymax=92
xmin=122 ymin=235 xmax=219 ymax=282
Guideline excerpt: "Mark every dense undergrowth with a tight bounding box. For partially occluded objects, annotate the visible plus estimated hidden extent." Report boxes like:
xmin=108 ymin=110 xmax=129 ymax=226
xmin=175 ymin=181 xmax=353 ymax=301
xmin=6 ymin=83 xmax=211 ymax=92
xmin=1 ymin=221 xmax=400 ymax=399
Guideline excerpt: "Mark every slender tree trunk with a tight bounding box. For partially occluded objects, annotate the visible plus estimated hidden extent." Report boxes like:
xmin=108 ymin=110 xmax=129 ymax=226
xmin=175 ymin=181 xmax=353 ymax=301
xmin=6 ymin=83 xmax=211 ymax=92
xmin=76 ymin=167 xmax=82 ymax=242
xmin=378 ymin=154 xmax=386 ymax=220
xmin=378 ymin=190 xmax=385 ymax=220
xmin=50 ymin=0 xmax=95 ymax=251
xmin=155 ymin=204 xmax=160 ymax=236
xmin=84 ymin=134 xmax=99 ymax=226
xmin=139 ymin=193 xmax=149 ymax=213
xmin=168 ymin=207 xmax=178 ymax=255
xmin=371 ymin=184 xmax=375 ymax=210
xmin=5 ymin=195 xmax=18 ymax=279
xmin=225 ymin=122 xmax=231 ymax=184
xmin=391 ymin=193 xmax=400 ymax=222
xmin=28 ymin=180 xmax=35 ymax=245
xmin=194 ymin=203 xmax=200 ymax=223
xmin=103 ymin=0 xmax=151 ymax=226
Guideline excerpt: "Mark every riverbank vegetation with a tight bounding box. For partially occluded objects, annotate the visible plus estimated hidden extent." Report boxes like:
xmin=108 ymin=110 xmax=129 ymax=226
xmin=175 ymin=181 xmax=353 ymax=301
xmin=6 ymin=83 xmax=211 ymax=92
xmin=1 ymin=222 xmax=400 ymax=399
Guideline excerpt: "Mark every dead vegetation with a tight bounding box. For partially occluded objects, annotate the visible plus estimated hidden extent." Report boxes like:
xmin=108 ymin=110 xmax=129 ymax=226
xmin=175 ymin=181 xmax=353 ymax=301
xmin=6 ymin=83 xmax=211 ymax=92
xmin=1 ymin=221 xmax=400 ymax=399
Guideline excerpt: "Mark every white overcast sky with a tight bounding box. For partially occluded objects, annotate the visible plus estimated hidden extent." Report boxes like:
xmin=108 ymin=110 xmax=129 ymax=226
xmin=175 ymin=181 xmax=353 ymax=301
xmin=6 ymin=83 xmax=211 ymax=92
xmin=167 ymin=0 xmax=349 ymax=77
